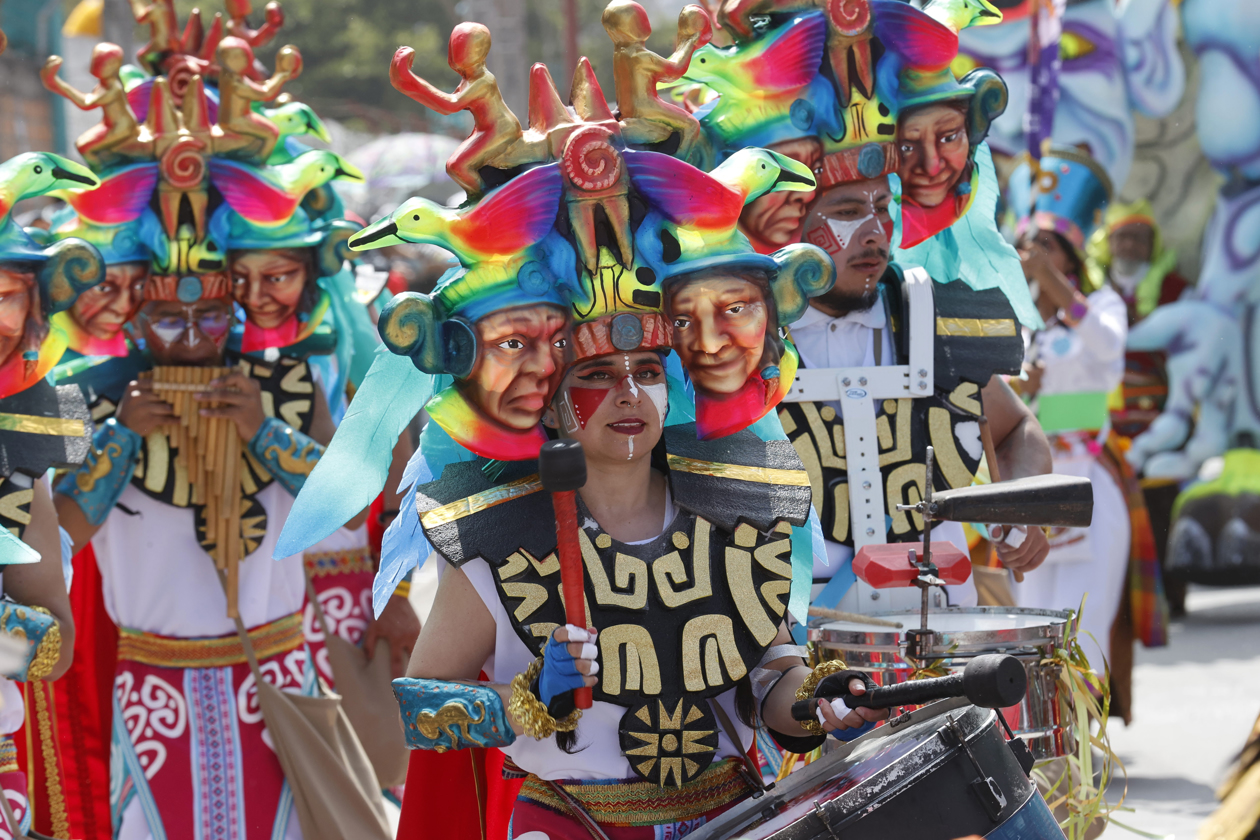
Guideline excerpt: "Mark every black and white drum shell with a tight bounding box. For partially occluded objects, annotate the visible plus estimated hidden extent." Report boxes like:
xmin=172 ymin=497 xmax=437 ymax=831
xmin=809 ymin=606 xmax=1073 ymax=760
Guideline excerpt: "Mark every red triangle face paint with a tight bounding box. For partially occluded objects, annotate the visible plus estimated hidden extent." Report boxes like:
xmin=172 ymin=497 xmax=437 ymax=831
xmin=567 ymin=385 xmax=611 ymax=431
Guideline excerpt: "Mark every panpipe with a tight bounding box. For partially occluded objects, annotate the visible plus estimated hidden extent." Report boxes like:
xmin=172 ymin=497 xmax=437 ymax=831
xmin=141 ymin=365 xmax=245 ymax=618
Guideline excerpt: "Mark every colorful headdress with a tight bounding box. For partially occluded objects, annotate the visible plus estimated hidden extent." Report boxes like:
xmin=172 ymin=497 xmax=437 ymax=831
xmin=278 ymin=5 xmax=832 ymax=633
xmin=352 ymin=131 xmax=833 ymax=455
xmin=42 ymin=1 xmax=365 ymax=357
xmin=1010 ymin=145 xmax=1113 ymax=253
xmin=0 ymin=153 xmax=106 ymax=397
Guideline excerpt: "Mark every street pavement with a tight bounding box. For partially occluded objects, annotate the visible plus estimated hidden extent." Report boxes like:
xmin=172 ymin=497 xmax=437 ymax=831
xmin=1100 ymin=585 xmax=1260 ymax=839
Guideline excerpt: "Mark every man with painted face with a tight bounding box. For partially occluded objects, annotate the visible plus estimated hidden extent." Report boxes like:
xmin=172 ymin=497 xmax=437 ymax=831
xmin=52 ymin=268 xmax=353 ymax=838
xmin=686 ymin=2 xmax=1052 ymax=617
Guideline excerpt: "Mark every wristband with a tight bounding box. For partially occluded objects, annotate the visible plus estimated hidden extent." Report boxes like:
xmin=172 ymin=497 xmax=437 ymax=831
xmin=1061 ymin=293 xmax=1089 ymax=327
xmin=55 ymin=419 xmax=142 ymax=526
xmin=249 ymin=417 xmax=324 ymax=496
xmin=0 ymin=598 xmax=61 ymax=682
xmin=392 ymin=678 xmax=516 ymax=751
xmin=392 ymin=579 xmax=411 ymax=599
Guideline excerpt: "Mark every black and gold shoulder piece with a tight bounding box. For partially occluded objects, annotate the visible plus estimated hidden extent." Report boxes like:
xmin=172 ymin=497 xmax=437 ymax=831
xmin=883 ymin=265 xmax=1024 ymax=390
xmin=664 ymin=423 xmax=812 ymax=532
xmin=413 ymin=459 xmax=551 ymax=569
xmin=0 ymin=381 xmax=92 ymax=538
xmin=930 ymin=278 xmax=1024 ymax=390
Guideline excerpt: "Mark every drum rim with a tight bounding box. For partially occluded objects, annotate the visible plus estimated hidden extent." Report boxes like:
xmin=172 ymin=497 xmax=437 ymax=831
xmin=808 ymin=605 xmax=1073 ymax=649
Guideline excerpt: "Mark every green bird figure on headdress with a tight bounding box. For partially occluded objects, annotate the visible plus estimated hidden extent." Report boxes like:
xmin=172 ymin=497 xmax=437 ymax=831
xmin=923 ymin=0 xmax=1002 ymax=33
xmin=209 ymin=149 xmax=364 ymax=226
xmin=0 ymin=153 xmax=99 ymax=233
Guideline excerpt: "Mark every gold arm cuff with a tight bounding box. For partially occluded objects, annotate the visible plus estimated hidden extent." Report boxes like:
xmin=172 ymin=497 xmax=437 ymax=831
xmin=794 ymin=658 xmax=849 ymax=736
xmin=393 ymin=579 xmax=412 ymax=599
xmin=508 ymin=657 xmax=582 ymax=740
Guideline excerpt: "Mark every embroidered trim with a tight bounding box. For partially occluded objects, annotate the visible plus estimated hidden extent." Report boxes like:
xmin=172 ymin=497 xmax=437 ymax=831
xmin=117 ymin=613 xmax=304 ymax=668
xmin=303 ymin=546 xmax=373 ymax=578
xmin=0 ymin=734 xmax=17 ymax=774
xmin=0 ymin=600 xmax=61 ymax=682
xmin=30 ymin=679 xmax=71 ymax=837
xmin=516 ymin=760 xmax=750 ymax=826
xmin=249 ymin=417 xmax=323 ymax=497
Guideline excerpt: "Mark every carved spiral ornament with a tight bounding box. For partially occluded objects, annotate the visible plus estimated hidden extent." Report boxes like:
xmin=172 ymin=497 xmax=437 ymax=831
xmin=161 ymin=135 xmax=207 ymax=191
xmin=164 ymin=58 xmax=197 ymax=103
xmin=828 ymin=0 xmax=872 ymax=36
xmin=562 ymin=126 xmax=622 ymax=193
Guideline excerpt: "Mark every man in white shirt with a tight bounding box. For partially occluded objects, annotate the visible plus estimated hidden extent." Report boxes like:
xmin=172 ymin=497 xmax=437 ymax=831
xmin=783 ymin=175 xmax=1053 ymax=615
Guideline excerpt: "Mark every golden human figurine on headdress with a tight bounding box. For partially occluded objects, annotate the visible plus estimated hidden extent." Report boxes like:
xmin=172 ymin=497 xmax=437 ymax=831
xmin=225 ymin=0 xmax=285 ymax=48
xmin=214 ymin=37 xmax=302 ymax=162
xmin=41 ymin=44 xmax=143 ymax=168
xmin=390 ymin=22 xmax=523 ymax=197
xmin=603 ymin=1 xmax=712 ymax=163
xmin=129 ymin=0 xmax=181 ymax=69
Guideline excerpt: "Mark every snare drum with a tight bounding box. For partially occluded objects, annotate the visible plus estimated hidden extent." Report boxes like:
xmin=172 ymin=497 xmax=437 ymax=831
xmin=693 ymin=701 xmax=1066 ymax=840
xmin=809 ymin=607 xmax=1072 ymax=760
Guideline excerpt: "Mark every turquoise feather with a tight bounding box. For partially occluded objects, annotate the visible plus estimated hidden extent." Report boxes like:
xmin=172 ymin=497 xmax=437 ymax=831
xmin=0 ymin=526 xmax=39 ymax=565
xmin=275 ymin=348 xmax=433 ymax=559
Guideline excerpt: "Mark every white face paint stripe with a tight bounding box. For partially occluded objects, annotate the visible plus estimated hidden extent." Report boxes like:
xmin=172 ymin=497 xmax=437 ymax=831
xmin=827 ymin=214 xmax=876 ymax=251
xmin=643 ymin=382 xmax=668 ymax=427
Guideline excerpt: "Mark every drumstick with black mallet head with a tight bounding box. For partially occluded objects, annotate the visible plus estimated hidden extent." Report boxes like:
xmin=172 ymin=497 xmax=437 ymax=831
xmin=789 ymin=653 xmax=1028 ymax=722
xmin=539 ymin=439 xmax=593 ymax=710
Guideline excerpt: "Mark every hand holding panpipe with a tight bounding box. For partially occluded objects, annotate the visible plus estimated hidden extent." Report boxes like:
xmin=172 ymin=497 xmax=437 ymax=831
xmin=142 ymin=365 xmax=246 ymax=618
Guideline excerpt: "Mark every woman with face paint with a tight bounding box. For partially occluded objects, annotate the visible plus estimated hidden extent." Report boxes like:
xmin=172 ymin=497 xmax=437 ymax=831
xmin=398 ymin=339 xmax=888 ymax=837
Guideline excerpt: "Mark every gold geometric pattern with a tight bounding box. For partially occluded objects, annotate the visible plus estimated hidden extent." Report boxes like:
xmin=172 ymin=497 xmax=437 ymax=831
xmin=619 ymin=698 xmax=717 ymax=788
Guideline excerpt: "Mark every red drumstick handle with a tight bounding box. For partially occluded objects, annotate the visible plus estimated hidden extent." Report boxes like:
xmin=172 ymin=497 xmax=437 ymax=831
xmin=552 ymin=488 xmax=591 ymax=709
xmin=540 ymin=439 xmax=591 ymax=711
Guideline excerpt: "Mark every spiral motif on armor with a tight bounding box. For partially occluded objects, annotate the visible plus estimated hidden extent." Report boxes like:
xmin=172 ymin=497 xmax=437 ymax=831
xmin=562 ymin=126 xmax=622 ymax=193
xmin=828 ymin=0 xmax=871 ymax=36
xmin=161 ymin=136 xmax=207 ymax=191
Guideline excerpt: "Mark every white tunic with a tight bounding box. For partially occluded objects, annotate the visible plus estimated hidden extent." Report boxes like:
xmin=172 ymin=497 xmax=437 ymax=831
xmin=92 ymin=482 xmax=307 ymax=637
xmin=789 ymin=304 xmax=977 ymax=613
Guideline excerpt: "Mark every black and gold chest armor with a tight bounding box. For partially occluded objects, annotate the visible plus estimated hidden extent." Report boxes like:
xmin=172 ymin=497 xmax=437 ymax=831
xmin=129 ymin=356 xmax=318 ymax=556
xmin=779 ymin=269 xmax=1025 ymax=548
xmin=414 ymin=423 xmax=812 ymax=787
